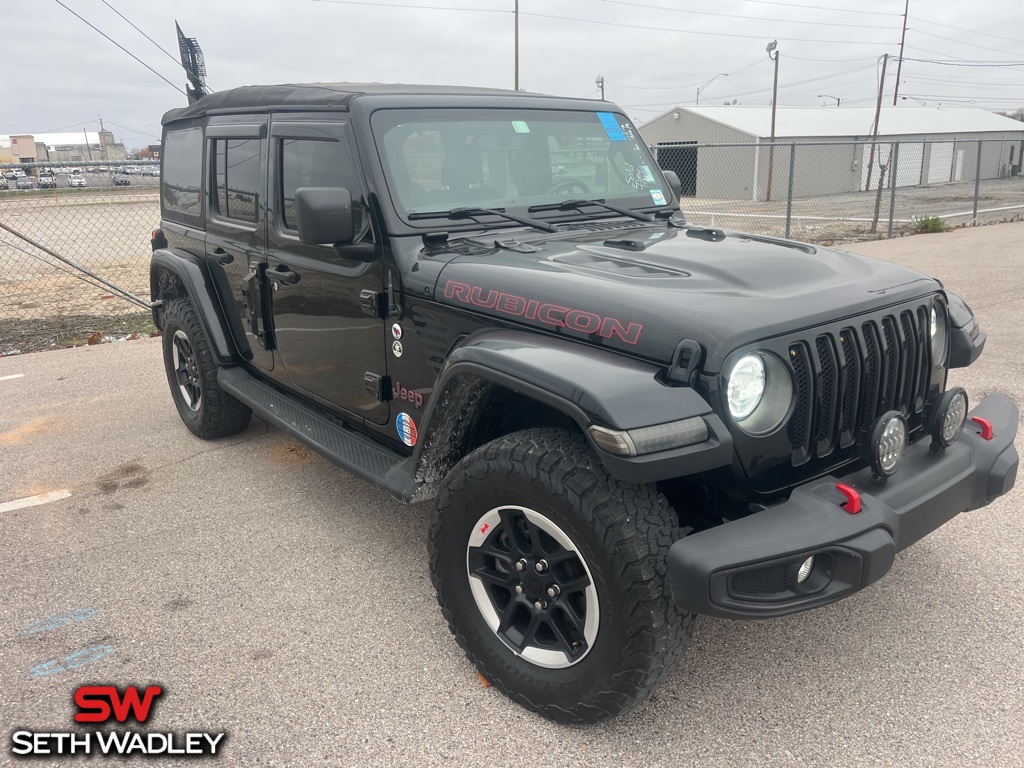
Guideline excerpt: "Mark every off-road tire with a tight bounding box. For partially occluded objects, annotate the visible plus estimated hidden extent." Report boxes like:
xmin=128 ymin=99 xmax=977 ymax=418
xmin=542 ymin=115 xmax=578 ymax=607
xmin=429 ymin=427 xmax=695 ymax=723
xmin=161 ymin=297 xmax=251 ymax=439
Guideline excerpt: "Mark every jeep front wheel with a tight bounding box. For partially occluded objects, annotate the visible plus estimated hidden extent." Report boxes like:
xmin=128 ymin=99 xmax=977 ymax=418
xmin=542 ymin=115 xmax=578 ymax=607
xmin=161 ymin=297 xmax=251 ymax=439
xmin=429 ymin=428 xmax=695 ymax=723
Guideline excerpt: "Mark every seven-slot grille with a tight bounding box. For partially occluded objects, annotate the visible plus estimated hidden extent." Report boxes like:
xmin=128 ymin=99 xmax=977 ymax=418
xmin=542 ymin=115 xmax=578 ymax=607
xmin=786 ymin=304 xmax=932 ymax=466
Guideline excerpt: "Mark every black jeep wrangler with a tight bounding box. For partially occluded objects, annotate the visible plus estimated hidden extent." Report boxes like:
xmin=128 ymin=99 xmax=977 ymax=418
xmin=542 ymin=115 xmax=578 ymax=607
xmin=150 ymin=83 xmax=1018 ymax=723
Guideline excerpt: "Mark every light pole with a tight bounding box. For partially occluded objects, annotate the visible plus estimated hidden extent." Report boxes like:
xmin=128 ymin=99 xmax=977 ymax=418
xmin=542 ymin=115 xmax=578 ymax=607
xmin=817 ymin=94 xmax=840 ymax=106
xmin=596 ymin=75 xmax=605 ymax=101
xmin=696 ymin=72 xmax=728 ymax=105
xmin=765 ymin=40 xmax=779 ymax=202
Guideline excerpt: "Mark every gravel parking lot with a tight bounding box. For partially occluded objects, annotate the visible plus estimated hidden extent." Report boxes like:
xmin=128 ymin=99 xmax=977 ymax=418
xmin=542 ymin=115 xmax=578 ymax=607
xmin=2 ymin=223 xmax=1024 ymax=767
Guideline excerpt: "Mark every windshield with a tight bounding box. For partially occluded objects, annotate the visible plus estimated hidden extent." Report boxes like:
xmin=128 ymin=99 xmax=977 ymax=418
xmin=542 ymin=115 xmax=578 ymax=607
xmin=371 ymin=108 xmax=670 ymax=221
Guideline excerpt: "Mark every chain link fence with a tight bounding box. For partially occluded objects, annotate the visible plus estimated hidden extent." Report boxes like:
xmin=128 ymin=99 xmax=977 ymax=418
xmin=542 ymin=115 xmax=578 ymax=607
xmin=653 ymin=137 xmax=1024 ymax=244
xmin=2 ymin=140 xmax=1023 ymax=351
xmin=1 ymin=160 xmax=159 ymax=353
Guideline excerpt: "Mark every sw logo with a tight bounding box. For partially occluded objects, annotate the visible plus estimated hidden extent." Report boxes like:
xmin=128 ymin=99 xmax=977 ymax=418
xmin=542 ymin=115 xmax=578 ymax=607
xmin=74 ymin=684 xmax=162 ymax=723
xmin=10 ymin=684 xmax=226 ymax=758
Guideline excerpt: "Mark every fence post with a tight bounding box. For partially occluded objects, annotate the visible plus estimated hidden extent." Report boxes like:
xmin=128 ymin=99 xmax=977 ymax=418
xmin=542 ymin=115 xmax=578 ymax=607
xmin=972 ymin=140 xmax=983 ymax=225
xmin=887 ymin=141 xmax=900 ymax=239
xmin=785 ymin=143 xmax=796 ymax=239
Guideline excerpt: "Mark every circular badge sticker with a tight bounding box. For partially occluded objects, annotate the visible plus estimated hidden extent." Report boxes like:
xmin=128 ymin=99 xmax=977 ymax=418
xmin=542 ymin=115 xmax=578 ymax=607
xmin=396 ymin=412 xmax=418 ymax=446
xmin=392 ymin=340 xmax=404 ymax=358
xmin=392 ymin=323 xmax=403 ymax=340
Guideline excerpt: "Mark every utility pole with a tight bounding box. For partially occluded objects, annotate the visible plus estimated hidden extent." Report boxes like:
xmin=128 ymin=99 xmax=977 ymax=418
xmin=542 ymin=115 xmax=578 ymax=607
xmin=765 ymin=41 xmax=780 ymax=203
xmin=865 ymin=53 xmax=889 ymax=192
xmin=83 ymin=129 xmax=94 ymax=161
xmin=893 ymin=0 xmax=909 ymax=106
xmin=514 ymin=0 xmax=519 ymax=90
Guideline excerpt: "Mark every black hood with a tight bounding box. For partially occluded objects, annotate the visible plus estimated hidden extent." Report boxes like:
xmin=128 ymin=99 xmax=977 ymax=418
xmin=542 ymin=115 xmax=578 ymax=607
xmin=433 ymin=224 xmax=939 ymax=372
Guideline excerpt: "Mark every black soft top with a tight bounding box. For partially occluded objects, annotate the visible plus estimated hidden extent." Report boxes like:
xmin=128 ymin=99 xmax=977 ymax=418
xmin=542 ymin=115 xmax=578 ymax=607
xmin=161 ymin=82 xmax=601 ymax=125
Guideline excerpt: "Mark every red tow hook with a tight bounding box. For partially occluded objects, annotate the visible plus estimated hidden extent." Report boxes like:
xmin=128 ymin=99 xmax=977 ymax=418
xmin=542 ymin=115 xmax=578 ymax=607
xmin=835 ymin=483 xmax=862 ymax=514
xmin=970 ymin=416 xmax=994 ymax=441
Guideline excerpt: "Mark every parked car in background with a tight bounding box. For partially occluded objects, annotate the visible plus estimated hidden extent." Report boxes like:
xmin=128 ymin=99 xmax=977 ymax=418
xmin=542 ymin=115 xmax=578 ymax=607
xmin=113 ymin=173 xmax=130 ymax=186
xmin=0 ymin=178 xmax=8 ymax=190
xmin=2 ymin=169 xmax=16 ymax=180
xmin=37 ymin=175 xmax=56 ymax=189
xmin=16 ymin=177 xmax=34 ymax=189
xmin=69 ymin=175 xmax=87 ymax=188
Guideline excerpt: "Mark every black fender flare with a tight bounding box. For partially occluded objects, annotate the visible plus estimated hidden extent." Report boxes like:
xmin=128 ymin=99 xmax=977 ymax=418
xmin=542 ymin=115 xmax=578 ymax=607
xmin=150 ymin=249 xmax=247 ymax=364
xmin=412 ymin=329 xmax=733 ymax=486
xmin=946 ymin=291 xmax=986 ymax=368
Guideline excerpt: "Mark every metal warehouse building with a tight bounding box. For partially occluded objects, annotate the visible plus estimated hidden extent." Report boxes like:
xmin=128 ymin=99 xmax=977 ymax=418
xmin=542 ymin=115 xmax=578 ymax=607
xmin=640 ymin=106 xmax=1024 ymax=202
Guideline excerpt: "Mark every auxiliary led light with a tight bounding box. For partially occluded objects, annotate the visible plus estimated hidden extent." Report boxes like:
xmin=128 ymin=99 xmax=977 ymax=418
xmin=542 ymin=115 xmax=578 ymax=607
xmin=862 ymin=410 xmax=908 ymax=479
xmin=926 ymin=387 xmax=968 ymax=451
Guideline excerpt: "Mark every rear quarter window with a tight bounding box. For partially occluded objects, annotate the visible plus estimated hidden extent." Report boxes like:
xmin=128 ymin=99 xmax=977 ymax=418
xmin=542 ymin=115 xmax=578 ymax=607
xmin=161 ymin=127 xmax=203 ymax=226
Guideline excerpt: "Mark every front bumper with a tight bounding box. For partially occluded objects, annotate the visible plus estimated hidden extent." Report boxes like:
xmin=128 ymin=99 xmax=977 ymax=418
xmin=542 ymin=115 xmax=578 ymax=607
xmin=668 ymin=393 xmax=1019 ymax=619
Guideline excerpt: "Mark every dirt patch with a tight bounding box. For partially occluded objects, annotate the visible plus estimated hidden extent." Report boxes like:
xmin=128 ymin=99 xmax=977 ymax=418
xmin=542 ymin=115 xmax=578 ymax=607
xmin=272 ymin=440 xmax=313 ymax=462
xmin=0 ymin=417 xmax=53 ymax=446
xmin=0 ymin=312 xmax=157 ymax=355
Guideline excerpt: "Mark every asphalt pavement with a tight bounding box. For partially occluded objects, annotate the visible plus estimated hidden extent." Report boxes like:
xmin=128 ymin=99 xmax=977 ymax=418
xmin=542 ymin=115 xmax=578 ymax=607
xmin=2 ymin=222 xmax=1024 ymax=767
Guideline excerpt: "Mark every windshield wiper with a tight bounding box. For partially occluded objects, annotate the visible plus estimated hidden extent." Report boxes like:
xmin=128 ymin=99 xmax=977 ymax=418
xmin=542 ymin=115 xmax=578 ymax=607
xmin=527 ymin=199 xmax=653 ymax=223
xmin=408 ymin=206 xmax=557 ymax=233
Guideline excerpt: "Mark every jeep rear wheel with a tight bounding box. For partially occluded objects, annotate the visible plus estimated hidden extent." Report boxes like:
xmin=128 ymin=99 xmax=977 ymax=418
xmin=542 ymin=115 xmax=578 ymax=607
xmin=429 ymin=428 xmax=695 ymax=723
xmin=161 ymin=298 xmax=251 ymax=439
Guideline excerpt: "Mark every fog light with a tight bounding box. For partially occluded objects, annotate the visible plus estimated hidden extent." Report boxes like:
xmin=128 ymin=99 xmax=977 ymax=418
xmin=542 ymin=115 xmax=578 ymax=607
xmin=862 ymin=411 xmax=908 ymax=479
xmin=796 ymin=556 xmax=814 ymax=584
xmin=926 ymin=387 xmax=968 ymax=451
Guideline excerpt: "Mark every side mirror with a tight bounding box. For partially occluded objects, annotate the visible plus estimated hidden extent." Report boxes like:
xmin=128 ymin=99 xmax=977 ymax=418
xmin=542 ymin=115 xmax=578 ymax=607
xmin=295 ymin=187 xmax=354 ymax=246
xmin=661 ymin=170 xmax=683 ymax=200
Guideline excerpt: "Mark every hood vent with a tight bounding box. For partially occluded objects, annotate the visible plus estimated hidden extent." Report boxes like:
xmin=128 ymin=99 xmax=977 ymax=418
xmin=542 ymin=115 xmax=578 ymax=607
xmin=553 ymin=248 xmax=690 ymax=279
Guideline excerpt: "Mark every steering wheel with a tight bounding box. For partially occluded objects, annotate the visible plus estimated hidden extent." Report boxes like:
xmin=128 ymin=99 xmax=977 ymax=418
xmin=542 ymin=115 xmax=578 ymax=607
xmin=545 ymin=178 xmax=592 ymax=196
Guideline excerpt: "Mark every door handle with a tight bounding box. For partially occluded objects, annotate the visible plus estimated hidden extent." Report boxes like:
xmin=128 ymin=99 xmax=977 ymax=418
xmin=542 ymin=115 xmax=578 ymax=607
xmin=268 ymin=266 xmax=300 ymax=285
xmin=210 ymin=247 xmax=233 ymax=265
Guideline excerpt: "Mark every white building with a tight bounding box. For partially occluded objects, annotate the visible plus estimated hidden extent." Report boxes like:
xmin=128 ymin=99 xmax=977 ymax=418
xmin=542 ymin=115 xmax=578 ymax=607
xmin=639 ymin=106 xmax=1024 ymax=201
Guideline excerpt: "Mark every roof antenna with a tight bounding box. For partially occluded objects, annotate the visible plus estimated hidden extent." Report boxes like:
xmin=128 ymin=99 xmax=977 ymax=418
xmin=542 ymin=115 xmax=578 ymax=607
xmin=176 ymin=22 xmax=207 ymax=104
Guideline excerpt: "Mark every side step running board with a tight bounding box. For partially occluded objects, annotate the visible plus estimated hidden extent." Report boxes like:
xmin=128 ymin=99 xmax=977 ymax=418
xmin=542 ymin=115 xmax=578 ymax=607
xmin=217 ymin=366 xmax=421 ymax=503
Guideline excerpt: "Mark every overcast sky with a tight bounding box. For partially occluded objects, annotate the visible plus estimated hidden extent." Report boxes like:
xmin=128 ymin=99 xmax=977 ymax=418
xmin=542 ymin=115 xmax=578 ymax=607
xmin=4 ymin=0 xmax=1023 ymax=150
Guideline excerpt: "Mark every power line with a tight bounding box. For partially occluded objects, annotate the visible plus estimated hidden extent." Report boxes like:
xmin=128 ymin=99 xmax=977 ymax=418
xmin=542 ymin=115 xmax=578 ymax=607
xmin=312 ymin=0 xmax=508 ymax=11
xmin=599 ymin=0 xmax=897 ymax=30
xmin=521 ymin=11 xmax=894 ymax=45
xmin=52 ymin=0 xmax=185 ymax=96
xmin=98 ymin=0 xmax=181 ymax=66
xmin=606 ymin=57 xmax=763 ymax=92
xmin=742 ymin=0 xmax=901 ymax=16
xmin=910 ymin=14 xmax=1024 ymax=47
xmin=902 ymin=55 xmax=1024 ymax=67
xmin=907 ymin=27 xmax=1024 ymax=59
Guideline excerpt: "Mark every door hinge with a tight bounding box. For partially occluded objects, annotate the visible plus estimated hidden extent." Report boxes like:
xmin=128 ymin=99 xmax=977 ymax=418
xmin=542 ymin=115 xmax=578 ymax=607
xmin=360 ymin=289 xmax=387 ymax=318
xmin=364 ymin=372 xmax=392 ymax=402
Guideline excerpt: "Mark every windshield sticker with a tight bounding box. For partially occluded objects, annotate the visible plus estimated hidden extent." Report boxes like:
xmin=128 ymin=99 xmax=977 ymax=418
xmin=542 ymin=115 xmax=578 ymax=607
xmin=641 ymin=164 xmax=656 ymax=183
xmin=597 ymin=112 xmax=627 ymax=141
xmin=511 ymin=120 xmax=531 ymax=134
xmin=649 ymin=188 xmax=667 ymax=206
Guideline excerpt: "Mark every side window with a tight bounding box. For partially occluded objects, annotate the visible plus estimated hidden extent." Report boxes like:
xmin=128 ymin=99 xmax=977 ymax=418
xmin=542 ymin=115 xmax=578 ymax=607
xmin=279 ymin=138 xmax=363 ymax=235
xmin=162 ymin=127 xmax=202 ymax=223
xmin=212 ymin=138 xmax=261 ymax=224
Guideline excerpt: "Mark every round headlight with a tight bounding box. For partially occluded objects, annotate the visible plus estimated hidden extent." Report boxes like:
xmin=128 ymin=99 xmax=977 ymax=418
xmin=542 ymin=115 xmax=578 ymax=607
xmin=727 ymin=354 xmax=765 ymax=421
xmin=726 ymin=352 xmax=794 ymax=435
xmin=930 ymin=302 xmax=948 ymax=366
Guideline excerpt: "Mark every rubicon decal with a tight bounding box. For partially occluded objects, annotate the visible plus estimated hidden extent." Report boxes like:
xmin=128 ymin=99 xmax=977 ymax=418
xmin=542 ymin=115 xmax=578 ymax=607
xmin=10 ymin=684 xmax=226 ymax=758
xmin=443 ymin=280 xmax=643 ymax=345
